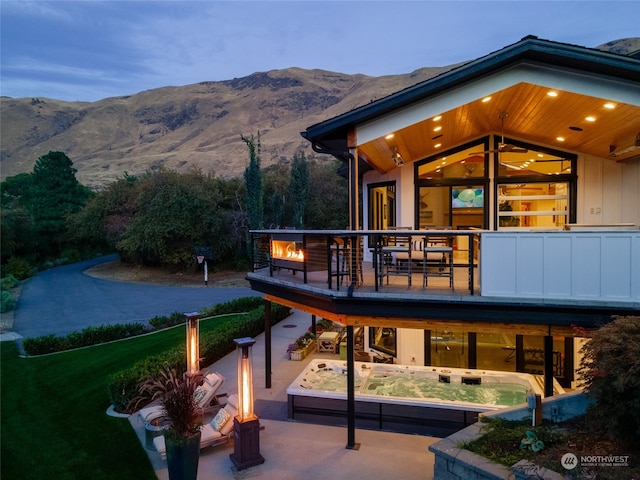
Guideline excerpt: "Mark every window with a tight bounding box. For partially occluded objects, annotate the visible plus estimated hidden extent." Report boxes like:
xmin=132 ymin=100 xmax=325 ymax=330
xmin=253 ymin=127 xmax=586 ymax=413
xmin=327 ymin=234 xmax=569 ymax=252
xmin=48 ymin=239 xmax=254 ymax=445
xmin=369 ymin=327 xmax=397 ymax=357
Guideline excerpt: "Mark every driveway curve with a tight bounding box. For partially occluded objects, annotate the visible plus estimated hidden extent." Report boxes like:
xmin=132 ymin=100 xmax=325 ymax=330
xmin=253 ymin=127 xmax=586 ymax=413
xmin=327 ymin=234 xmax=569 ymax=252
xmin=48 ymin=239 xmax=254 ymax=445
xmin=12 ymin=254 xmax=256 ymax=339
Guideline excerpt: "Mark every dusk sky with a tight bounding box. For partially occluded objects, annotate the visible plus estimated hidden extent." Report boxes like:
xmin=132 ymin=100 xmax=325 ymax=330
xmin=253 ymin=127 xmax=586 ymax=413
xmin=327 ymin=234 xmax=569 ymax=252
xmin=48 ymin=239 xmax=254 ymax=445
xmin=1 ymin=1 xmax=638 ymax=102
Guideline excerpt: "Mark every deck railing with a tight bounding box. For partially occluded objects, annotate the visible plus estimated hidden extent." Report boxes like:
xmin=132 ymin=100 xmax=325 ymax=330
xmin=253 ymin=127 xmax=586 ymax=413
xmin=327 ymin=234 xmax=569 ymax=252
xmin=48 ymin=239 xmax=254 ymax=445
xmin=250 ymin=228 xmax=640 ymax=304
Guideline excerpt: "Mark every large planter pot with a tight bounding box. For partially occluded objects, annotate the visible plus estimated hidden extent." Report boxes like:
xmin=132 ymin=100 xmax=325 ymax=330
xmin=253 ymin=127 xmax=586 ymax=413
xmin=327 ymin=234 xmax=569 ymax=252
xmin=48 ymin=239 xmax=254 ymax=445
xmin=166 ymin=431 xmax=201 ymax=480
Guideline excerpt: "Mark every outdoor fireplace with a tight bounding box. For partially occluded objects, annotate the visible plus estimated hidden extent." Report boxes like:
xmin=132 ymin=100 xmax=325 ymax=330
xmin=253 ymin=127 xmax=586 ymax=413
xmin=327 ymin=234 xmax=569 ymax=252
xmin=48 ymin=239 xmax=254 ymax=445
xmin=269 ymin=233 xmax=326 ymax=281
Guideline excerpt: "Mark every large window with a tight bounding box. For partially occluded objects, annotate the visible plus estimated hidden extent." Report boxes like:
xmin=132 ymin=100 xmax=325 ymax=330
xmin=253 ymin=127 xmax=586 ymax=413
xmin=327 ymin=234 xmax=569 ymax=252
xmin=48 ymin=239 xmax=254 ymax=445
xmin=369 ymin=327 xmax=397 ymax=357
xmin=415 ymin=139 xmax=489 ymax=230
xmin=495 ymin=140 xmax=576 ymax=229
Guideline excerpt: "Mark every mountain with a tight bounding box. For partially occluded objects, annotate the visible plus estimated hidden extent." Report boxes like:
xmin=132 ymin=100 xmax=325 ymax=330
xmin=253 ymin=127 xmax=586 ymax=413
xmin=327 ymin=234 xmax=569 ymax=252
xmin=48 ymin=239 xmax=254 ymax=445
xmin=1 ymin=38 xmax=638 ymax=189
xmin=0 ymin=67 xmax=453 ymax=189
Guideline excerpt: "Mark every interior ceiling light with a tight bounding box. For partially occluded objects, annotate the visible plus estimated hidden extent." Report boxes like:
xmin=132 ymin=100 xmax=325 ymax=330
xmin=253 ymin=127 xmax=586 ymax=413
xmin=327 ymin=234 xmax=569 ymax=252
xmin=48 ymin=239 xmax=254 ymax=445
xmin=385 ymin=133 xmax=395 ymax=140
xmin=432 ymin=115 xmax=442 ymax=122
xmin=391 ymin=146 xmax=405 ymax=167
xmin=556 ymin=137 xmax=565 ymax=142
xmin=482 ymin=96 xmax=492 ymax=103
xmin=433 ymin=126 xmax=442 ymax=132
xmin=604 ymin=103 xmax=616 ymax=109
xmin=547 ymin=91 xmax=558 ymax=97
xmin=585 ymin=116 xmax=596 ymax=122
xmin=434 ymin=143 xmax=442 ymax=149
xmin=609 ymin=133 xmax=640 ymax=158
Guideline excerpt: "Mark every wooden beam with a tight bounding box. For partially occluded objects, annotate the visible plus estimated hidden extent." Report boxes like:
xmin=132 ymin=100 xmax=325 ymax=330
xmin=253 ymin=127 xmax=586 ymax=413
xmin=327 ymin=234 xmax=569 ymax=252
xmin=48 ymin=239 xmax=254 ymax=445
xmin=263 ymin=294 xmax=346 ymax=323
xmin=344 ymin=315 xmax=588 ymax=337
xmin=264 ymin=294 xmax=592 ymax=337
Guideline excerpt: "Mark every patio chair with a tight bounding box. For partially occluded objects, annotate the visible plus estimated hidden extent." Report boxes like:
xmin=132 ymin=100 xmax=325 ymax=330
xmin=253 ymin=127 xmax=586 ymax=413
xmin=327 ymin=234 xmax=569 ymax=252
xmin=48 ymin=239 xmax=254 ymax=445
xmin=137 ymin=371 xmax=226 ymax=423
xmin=153 ymin=393 xmax=239 ymax=459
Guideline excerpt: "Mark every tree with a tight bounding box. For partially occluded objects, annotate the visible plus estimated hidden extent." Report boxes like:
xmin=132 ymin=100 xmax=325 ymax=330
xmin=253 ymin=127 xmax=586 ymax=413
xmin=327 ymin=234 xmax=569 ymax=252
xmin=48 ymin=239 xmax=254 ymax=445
xmin=116 ymin=169 xmax=230 ymax=268
xmin=305 ymin=157 xmax=349 ymax=229
xmin=288 ymin=152 xmax=309 ymax=229
xmin=30 ymin=151 xmax=92 ymax=257
xmin=0 ymin=173 xmax=37 ymax=262
xmin=242 ymin=133 xmax=264 ymax=231
xmin=578 ymin=315 xmax=640 ymax=444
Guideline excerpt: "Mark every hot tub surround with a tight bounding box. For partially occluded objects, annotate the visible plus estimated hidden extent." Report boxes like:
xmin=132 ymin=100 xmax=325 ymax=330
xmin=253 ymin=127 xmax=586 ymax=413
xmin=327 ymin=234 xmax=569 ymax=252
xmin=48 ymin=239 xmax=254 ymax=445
xmin=287 ymin=359 xmax=558 ymax=436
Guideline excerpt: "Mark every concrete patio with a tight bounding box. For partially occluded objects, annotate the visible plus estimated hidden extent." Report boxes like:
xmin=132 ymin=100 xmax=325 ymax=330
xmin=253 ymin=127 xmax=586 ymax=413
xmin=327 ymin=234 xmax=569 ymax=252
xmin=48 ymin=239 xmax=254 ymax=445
xmin=129 ymin=309 xmax=438 ymax=479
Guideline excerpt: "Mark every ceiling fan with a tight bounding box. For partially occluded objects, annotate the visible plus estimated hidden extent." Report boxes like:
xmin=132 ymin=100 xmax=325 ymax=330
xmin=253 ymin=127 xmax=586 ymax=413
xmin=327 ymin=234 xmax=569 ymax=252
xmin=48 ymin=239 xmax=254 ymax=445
xmin=472 ymin=112 xmax=528 ymax=154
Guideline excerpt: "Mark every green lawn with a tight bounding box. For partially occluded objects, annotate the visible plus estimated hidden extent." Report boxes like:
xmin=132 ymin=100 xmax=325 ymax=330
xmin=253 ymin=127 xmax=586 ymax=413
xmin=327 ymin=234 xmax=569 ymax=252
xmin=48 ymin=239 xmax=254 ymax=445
xmin=0 ymin=315 xmax=241 ymax=480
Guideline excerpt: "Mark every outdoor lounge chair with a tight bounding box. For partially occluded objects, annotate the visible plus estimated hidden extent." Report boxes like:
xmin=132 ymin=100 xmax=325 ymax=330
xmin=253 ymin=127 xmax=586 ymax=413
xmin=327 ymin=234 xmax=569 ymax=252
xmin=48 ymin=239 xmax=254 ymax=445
xmin=153 ymin=393 xmax=239 ymax=459
xmin=137 ymin=371 xmax=225 ymax=423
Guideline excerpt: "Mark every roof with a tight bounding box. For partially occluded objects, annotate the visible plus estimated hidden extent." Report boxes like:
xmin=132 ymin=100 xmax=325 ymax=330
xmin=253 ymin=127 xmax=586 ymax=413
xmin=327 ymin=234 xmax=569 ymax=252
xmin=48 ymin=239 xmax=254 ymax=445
xmin=302 ymin=36 xmax=640 ymax=168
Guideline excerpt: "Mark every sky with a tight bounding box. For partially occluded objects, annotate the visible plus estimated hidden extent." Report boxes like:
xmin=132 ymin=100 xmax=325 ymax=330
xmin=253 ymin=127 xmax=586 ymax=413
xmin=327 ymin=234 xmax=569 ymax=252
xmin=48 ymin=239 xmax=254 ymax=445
xmin=1 ymin=0 xmax=639 ymax=102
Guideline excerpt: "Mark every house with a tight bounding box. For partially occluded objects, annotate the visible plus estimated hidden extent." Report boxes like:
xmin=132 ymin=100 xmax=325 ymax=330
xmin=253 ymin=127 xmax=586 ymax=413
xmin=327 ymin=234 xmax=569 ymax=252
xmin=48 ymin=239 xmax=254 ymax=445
xmin=246 ymin=36 xmax=640 ymax=442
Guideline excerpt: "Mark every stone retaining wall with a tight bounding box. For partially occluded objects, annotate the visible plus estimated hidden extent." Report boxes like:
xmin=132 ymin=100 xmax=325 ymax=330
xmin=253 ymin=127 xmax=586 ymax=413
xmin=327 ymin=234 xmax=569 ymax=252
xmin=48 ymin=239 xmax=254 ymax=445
xmin=429 ymin=391 xmax=591 ymax=480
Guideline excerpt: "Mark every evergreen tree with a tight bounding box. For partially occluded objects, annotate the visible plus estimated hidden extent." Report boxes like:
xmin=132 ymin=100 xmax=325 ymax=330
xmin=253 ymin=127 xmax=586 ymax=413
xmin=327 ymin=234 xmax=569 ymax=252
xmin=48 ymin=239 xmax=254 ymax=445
xmin=29 ymin=152 xmax=92 ymax=257
xmin=288 ymin=152 xmax=309 ymax=229
xmin=242 ymin=133 xmax=264 ymax=230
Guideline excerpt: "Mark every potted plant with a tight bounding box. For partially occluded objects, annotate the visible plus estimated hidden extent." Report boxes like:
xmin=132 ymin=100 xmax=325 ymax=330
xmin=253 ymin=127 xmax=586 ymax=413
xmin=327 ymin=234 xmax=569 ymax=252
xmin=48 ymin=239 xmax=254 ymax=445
xmin=139 ymin=366 xmax=203 ymax=480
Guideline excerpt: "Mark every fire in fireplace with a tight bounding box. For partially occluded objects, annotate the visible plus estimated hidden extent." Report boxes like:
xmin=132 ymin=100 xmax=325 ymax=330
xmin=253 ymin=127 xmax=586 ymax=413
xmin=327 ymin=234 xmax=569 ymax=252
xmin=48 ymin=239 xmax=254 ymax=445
xmin=271 ymin=241 xmax=304 ymax=262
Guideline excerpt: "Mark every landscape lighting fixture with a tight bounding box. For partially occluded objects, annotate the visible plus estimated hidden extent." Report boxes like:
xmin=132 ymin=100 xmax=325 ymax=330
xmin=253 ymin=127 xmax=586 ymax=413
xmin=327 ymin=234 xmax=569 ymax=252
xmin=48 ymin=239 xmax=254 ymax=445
xmin=185 ymin=312 xmax=200 ymax=376
xmin=230 ymin=337 xmax=264 ymax=470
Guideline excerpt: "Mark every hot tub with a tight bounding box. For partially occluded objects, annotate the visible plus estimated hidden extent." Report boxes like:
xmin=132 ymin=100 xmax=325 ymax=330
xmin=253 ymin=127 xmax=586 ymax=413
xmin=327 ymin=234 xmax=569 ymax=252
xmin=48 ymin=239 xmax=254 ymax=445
xmin=287 ymin=359 xmax=553 ymax=435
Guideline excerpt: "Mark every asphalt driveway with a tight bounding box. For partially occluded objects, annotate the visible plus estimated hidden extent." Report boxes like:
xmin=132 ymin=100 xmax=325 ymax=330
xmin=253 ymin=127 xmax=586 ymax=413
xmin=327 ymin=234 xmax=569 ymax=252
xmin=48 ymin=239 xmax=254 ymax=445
xmin=11 ymin=254 xmax=255 ymax=339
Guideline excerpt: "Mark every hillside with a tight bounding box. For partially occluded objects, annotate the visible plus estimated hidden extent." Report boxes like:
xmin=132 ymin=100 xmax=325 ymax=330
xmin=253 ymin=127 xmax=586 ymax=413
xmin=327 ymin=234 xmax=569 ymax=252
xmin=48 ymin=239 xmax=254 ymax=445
xmin=1 ymin=37 xmax=638 ymax=189
xmin=0 ymin=66 xmax=451 ymax=189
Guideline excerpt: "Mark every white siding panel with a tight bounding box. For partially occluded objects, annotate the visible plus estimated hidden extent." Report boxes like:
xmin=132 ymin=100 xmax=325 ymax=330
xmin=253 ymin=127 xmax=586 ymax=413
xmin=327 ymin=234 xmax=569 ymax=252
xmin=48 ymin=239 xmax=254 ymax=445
xmin=601 ymin=236 xmax=632 ymax=298
xmin=481 ymin=235 xmax=518 ymax=294
xmin=517 ymin=236 xmax=544 ymax=295
xmin=571 ymin=236 xmax=602 ymax=298
xmin=544 ymin=236 xmax=572 ymax=296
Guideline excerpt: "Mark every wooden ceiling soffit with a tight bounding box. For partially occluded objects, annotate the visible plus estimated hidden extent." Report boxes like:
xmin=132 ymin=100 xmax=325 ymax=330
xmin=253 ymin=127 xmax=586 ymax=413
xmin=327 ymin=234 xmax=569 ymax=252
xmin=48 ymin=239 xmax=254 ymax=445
xmin=264 ymin=294 xmax=347 ymax=324
xmin=264 ymin=294 xmax=590 ymax=337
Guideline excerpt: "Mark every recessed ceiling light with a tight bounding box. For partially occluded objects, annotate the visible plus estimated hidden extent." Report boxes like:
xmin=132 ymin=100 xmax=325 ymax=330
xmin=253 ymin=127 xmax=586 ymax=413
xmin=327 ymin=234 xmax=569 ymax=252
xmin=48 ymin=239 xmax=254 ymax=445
xmin=434 ymin=143 xmax=442 ymax=149
xmin=441 ymin=160 xmax=446 ymax=165
xmin=482 ymin=96 xmax=492 ymax=103
xmin=547 ymin=91 xmax=558 ymax=97
xmin=604 ymin=103 xmax=616 ymax=109
xmin=556 ymin=136 xmax=565 ymax=142
xmin=432 ymin=134 xmax=443 ymax=140
xmin=433 ymin=126 xmax=442 ymax=132
xmin=432 ymin=115 xmax=442 ymax=122
xmin=585 ymin=116 xmax=596 ymax=122
xmin=569 ymin=126 xmax=583 ymax=131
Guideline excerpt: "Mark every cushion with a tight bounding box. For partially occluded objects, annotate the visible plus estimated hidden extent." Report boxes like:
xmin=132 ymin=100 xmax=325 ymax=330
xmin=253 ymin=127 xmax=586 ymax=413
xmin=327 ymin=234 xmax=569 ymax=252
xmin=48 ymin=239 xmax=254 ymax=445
xmin=193 ymin=386 xmax=207 ymax=403
xmin=219 ymin=394 xmax=239 ymax=436
xmin=204 ymin=372 xmax=223 ymax=388
xmin=210 ymin=407 xmax=231 ymax=432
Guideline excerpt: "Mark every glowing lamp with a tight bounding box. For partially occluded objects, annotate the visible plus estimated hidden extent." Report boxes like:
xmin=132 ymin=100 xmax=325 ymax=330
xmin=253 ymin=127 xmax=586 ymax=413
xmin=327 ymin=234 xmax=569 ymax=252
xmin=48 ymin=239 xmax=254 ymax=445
xmin=235 ymin=337 xmax=256 ymax=421
xmin=230 ymin=337 xmax=264 ymax=470
xmin=185 ymin=312 xmax=200 ymax=375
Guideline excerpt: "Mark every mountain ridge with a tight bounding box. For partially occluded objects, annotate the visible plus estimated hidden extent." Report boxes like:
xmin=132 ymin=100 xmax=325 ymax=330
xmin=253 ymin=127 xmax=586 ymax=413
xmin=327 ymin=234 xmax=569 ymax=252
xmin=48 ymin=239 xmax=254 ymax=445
xmin=2 ymin=37 xmax=638 ymax=189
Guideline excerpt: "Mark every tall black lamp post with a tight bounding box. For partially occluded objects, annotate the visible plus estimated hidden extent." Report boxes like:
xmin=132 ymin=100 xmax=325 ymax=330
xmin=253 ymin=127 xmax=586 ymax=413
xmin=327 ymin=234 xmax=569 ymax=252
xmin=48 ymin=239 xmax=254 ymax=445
xmin=230 ymin=337 xmax=264 ymax=470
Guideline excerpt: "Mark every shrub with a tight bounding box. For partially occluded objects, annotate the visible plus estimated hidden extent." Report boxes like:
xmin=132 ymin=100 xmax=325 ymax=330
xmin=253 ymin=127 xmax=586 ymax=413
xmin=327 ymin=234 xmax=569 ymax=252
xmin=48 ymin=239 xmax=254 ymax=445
xmin=3 ymin=257 xmax=34 ymax=280
xmin=149 ymin=315 xmax=170 ymax=330
xmin=578 ymin=315 xmax=640 ymax=444
xmin=108 ymin=302 xmax=291 ymax=413
xmin=23 ymin=323 xmax=148 ymax=355
xmin=0 ymin=290 xmax=17 ymax=313
xmin=0 ymin=274 xmax=19 ymax=290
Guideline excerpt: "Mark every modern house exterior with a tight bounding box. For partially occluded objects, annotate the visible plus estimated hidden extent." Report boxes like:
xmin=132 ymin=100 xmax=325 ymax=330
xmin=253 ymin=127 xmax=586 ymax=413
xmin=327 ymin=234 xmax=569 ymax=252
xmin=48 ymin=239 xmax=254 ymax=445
xmin=246 ymin=36 xmax=640 ymax=442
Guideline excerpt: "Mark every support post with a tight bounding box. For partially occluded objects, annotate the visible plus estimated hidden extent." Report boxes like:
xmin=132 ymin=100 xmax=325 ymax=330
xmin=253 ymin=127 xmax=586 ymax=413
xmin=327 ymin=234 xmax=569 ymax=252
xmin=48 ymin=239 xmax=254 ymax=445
xmin=544 ymin=334 xmax=554 ymax=397
xmin=264 ymin=300 xmax=272 ymax=389
xmin=346 ymin=325 xmax=359 ymax=450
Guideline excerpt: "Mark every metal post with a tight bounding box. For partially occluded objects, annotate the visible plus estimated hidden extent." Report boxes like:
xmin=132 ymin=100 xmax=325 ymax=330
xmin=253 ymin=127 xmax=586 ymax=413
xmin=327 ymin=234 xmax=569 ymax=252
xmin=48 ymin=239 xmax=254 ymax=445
xmin=264 ymin=300 xmax=272 ymax=389
xmin=346 ymin=325 xmax=359 ymax=450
